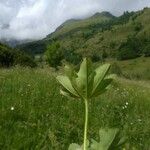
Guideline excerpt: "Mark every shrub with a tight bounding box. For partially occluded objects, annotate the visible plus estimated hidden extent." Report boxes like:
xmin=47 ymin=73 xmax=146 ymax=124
xmin=133 ymin=22 xmax=143 ymax=32
xmin=14 ymin=52 xmax=37 ymax=68
xmin=117 ymin=36 xmax=142 ymax=60
xmin=63 ymin=48 xmax=82 ymax=65
xmin=91 ymin=54 xmax=101 ymax=62
xmin=0 ymin=43 xmax=36 ymax=68
xmin=0 ymin=48 xmax=14 ymax=67
xmin=82 ymin=30 xmax=94 ymax=39
xmin=45 ymin=42 xmax=63 ymax=68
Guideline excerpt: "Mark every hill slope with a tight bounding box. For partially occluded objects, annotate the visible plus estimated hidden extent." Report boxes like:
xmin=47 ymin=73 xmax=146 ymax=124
xmin=18 ymin=11 xmax=116 ymax=54
xmin=18 ymin=8 xmax=150 ymax=60
xmin=47 ymin=11 xmax=115 ymax=38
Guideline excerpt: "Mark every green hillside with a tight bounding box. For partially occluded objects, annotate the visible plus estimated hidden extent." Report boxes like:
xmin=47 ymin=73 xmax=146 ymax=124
xmin=18 ymin=8 xmax=150 ymax=62
xmin=18 ymin=11 xmax=115 ymax=55
xmin=47 ymin=11 xmax=115 ymax=38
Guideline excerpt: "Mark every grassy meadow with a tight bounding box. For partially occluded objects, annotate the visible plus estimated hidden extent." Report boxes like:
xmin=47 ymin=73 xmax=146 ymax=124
xmin=109 ymin=57 xmax=150 ymax=80
xmin=0 ymin=61 xmax=150 ymax=149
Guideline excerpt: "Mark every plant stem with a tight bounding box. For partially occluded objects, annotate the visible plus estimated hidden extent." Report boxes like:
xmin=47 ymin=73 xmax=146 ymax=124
xmin=83 ymin=98 xmax=88 ymax=150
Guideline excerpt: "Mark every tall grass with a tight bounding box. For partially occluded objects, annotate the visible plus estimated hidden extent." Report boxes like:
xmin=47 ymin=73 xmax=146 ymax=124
xmin=109 ymin=57 xmax=150 ymax=80
xmin=0 ymin=67 xmax=150 ymax=149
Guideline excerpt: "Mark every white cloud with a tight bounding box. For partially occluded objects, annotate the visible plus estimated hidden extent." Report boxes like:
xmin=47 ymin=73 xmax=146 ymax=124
xmin=0 ymin=0 xmax=150 ymax=40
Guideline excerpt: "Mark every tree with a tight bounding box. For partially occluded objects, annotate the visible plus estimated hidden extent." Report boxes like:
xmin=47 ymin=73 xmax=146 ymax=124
xmin=45 ymin=42 xmax=63 ymax=68
xmin=14 ymin=52 xmax=36 ymax=67
xmin=117 ymin=36 xmax=142 ymax=60
xmin=64 ymin=48 xmax=82 ymax=65
xmin=133 ymin=22 xmax=143 ymax=32
xmin=0 ymin=43 xmax=36 ymax=68
xmin=0 ymin=48 xmax=14 ymax=67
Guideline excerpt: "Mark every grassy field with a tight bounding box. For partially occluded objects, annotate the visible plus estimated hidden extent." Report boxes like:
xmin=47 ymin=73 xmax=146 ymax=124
xmin=109 ymin=57 xmax=150 ymax=80
xmin=0 ymin=67 xmax=150 ymax=149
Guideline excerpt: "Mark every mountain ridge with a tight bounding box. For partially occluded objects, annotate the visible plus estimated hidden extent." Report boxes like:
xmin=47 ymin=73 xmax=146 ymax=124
xmin=18 ymin=7 xmax=150 ymax=60
xmin=47 ymin=11 xmax=115 ymax=39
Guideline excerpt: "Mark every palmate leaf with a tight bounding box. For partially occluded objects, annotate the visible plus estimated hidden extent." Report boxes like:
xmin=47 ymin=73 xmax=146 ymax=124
xmin=56 ymin=58 xmax=114 ymax=99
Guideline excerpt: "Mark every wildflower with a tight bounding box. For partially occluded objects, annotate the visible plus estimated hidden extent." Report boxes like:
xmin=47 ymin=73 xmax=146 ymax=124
xmin=125 ymin=102 xmax=129 ymax=105
xmin=11 ymin=107 xmax=14 ymax=111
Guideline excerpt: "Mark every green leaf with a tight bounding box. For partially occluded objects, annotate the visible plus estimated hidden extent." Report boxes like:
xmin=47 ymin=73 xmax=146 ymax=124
xmin=57 ymin=59 xmax=114 ymax=99
xmin=109 ymin=130 xmax=127 ymax=148
xmin=92 ymin=64 xmax=110 ymax=96
xmin=68 ymin=140 xmax=90 ymax=150
xmin=90 ymin=128 xmax=126 ymax=150
xmin=76 ymin=58 xmax=92 ymax=98
xmin=116 ymin=136 xmax=127 ymax=147
xmin=60 ymin=89 xmax=79 ymax=99
xmin=56 ymin=75 xmax=79 ymax=97
xmin=64 ymin=65 xmax=77 ymax=80
xmin=92 ymin=78 xmax=113 ymax=97
xmin=90 ymin=139 xmax=99 ymax=150
xmin=98 ymin=128 xmax=119 ymax=150
xmin=68 ymin=143 xmax=82 ymax=150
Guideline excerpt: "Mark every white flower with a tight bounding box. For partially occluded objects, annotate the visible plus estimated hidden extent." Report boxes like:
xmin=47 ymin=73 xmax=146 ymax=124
xmin=126 ymin=102 xmax=129 ymax=105
xmin=11 ymin=107 xmax=14 ymax=111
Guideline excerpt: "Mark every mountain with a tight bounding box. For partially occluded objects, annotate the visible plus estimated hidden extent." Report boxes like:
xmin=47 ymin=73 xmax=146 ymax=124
xmin=18 ymin=11 xmax=116 ymax=54
xmin=47 ymin=11 xmax=115 ymax=38
xmin=18 ymin=8 xmax=150 ymax=60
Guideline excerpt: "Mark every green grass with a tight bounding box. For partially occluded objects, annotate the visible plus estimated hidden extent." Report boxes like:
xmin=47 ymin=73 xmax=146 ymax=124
xmin=108 ymin=57 xmax=150 ymax=80
xmin=0 ymin=67 xmax=150 ymax=149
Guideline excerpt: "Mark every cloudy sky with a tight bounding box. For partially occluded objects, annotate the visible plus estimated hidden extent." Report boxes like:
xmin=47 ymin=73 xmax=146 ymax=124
xmin=0 ymin=0 xmax=150 ymax=40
